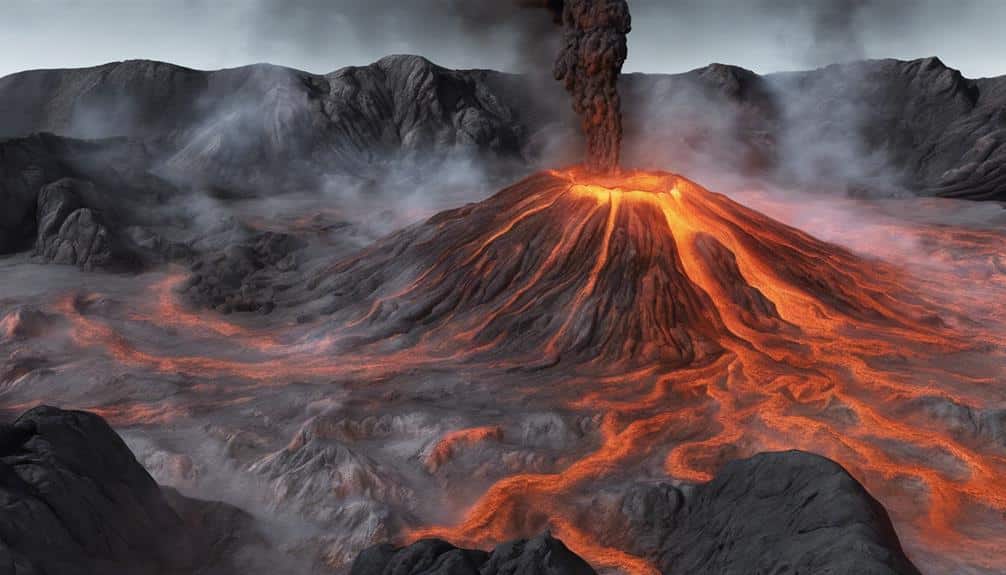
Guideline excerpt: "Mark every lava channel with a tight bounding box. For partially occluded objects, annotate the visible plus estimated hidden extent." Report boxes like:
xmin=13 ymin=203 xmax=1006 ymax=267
xmin=43 ymin=169 xmax=1006 ymax=574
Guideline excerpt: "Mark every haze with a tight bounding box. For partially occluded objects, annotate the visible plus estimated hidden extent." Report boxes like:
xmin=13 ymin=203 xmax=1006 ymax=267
xmin=1 ymin=0 xmax=1004 ymax=79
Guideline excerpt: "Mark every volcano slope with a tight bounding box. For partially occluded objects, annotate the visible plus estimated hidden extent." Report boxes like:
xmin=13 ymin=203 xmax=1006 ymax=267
xmin=5 ymin=170 xmax=1005 ymax=574
xmin=309 ymin=168 xmax=943 ymax=370
xmin=302 ymin=169 xmax=1005 ymax=572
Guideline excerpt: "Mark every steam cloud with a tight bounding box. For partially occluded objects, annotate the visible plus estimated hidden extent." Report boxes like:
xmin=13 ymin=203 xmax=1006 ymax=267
xmin=550 ymin=0 xmax=631 ymax=172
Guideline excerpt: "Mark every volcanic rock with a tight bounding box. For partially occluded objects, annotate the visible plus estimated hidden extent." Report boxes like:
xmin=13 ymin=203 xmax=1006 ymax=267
xmin=184 ymin=230 xmax=306 ymax=313
xmin=33 ymin=178 xmax=134 ymax=269
xmin=0 ymin=133 xmax=178 ymax=263
xmin=42 ymin=213 xmax=113 ymax=270
xmin=353 ymin=451 xmax=919 ymax=575
xmin=350 ymin=532 xmax=595 ymax=575
xmin=0 ymin=406 xmax=268 ymax=575
xmin=35 ymin=178 xmax=85 ymax=244
xmin=608 ymin=451 xmax=921 ymax=575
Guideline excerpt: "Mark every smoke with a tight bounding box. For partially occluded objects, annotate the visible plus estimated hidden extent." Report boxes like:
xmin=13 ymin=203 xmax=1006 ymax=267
xmin=2 ymin=0 xmax=1004 ymax=80
xmin=553 ymin=0 xmax=631 ymax=172
xmin=756 ymin=0 xmax=919 ymax=69
xmin=251 ymin=0 xmax=562 ymax=75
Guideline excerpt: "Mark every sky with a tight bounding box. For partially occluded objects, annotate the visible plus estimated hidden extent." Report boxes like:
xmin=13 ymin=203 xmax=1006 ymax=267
xmin=1 ymin=0 xmax=1004 ymax=79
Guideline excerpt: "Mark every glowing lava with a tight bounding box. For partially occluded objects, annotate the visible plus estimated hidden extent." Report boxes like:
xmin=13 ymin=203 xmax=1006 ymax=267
xmin=39 ymin=169 xmax=1006 ymax=574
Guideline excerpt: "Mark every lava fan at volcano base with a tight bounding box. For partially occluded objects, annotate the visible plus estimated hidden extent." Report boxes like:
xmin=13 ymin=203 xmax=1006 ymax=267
xmin=14 ymin=166 xmax=1006 ymax=574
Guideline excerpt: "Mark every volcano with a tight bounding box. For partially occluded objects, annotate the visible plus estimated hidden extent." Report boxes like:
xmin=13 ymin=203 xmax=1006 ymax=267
xmin=316 ymin=168 xmax=930 ymax=370
xmin=304 ymin=169 xmax=993 ymax=573
xmin=15 ymin=167 xmax=1004 ymax=574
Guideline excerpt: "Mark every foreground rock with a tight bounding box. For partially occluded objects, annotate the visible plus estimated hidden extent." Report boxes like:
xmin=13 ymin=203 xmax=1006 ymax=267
xmin=354 ymin=451 xmax=921 ymax=575
xmin=0 ymin=406 xmax=268 ymax=575
xmin=34 ymin=178 xmax=119 ymax=268
xmin=1 ymin=55 xmax=1004 ymax=200
xmin=611 ymin=451 xmax=922 ymax=575
xmin=350 ymin=532 xmax=595 ymax=575
xmin=184 ymin=230 xmax=305 ymax=314
xmin=0 ymin=133 xmax=177 ymax=265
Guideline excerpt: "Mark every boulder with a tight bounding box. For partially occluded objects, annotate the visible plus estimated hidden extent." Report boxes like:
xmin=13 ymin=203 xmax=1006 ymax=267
xmin=0 ymin=406 xmax=267 ymax=575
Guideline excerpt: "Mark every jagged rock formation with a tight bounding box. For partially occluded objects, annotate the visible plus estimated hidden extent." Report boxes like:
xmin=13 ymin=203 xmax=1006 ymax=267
xmin=1 ymin=55 xmax=1004 ymax=199
xmin=0 ymin=406 xmax=268 ymax=575
xmin=608 ymin=451 xmax=921 ymax=575
xmin=34 ymin=178 xmax=115 ymax=268
xmin=0 ymin=133 xmax=175 ymax=264
xmin=249 ymin=419 xmax=414 ymax=568
xmin=350 ymin=532 xmax=595 ymax=575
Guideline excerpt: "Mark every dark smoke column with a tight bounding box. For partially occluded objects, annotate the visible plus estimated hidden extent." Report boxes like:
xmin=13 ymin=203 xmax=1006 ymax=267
xmin=553 ymin=0 xmax=631 ymax=173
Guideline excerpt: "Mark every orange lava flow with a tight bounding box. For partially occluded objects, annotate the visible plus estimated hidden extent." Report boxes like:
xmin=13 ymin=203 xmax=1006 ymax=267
xmin=41 ymin=168 xmax=1006 ymax=574
xmin=130 ymin=271 xmax=283 ymax=351
xmin=425 ymin=426 xmax=504 ymax=472
xmin=399 ymin=169 xmax=1006 ymax=573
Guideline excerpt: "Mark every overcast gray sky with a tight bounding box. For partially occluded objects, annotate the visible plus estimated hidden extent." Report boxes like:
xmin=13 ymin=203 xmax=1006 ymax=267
xmin=1 ymin=0 xmax=1004 ymax=79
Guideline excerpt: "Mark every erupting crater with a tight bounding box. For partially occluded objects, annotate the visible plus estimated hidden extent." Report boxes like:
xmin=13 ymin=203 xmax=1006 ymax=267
xmin=321 ymin=168 xmax=935 ymax=370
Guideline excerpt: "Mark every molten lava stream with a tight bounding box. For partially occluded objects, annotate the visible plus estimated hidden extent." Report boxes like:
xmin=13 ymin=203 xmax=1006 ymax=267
xmin=397 ymin=169 xmax=1006 ymax=574
xmin=42 ymin=168 xmax=1006 ymax=574
xmin=129 ymin=271 xmax=283 ymax=350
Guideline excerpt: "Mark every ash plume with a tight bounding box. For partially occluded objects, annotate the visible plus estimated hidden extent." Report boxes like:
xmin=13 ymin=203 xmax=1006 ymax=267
xmin=552 ymin=0 xmax=632 ymax=172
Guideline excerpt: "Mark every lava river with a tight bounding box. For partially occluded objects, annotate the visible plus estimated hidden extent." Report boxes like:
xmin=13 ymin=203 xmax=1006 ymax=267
xmin=3 ymin=169 xmax=1005 ymax=574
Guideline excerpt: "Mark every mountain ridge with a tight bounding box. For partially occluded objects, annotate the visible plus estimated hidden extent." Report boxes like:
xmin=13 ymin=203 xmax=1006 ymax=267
xmin=1 ymin=54 xmax=1004 ymax=200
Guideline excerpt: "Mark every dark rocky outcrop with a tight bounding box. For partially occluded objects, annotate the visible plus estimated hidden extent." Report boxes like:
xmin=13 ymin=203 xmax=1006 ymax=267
xmin=34 ymin=178 xmax=117 ymax=268
xmin=609 ymin=451 xmax=921 ymax=575
xmin=0 ymin=133 xmax=176 ymax=263
xmin=350 ymin=532 xmax=595 ymax=575
xmin=35 ymin=177 xmax=85 ymax=245
xmin=0 ymin=406 xmax=267 ymax=575
xmin=183 ymin=230 xmax=305 ymax=314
